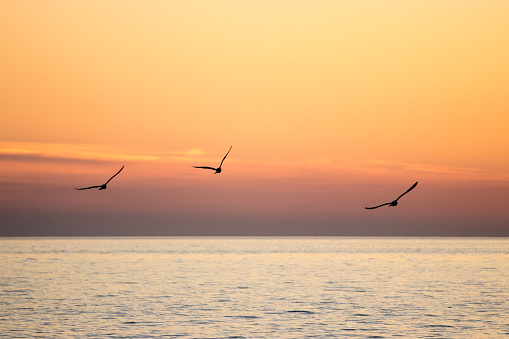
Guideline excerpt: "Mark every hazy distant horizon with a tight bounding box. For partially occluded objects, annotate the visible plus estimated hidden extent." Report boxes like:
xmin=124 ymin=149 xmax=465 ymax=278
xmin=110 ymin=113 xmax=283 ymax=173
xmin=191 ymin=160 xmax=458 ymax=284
xmin=1 ymin=219 xmax=507 ymax=237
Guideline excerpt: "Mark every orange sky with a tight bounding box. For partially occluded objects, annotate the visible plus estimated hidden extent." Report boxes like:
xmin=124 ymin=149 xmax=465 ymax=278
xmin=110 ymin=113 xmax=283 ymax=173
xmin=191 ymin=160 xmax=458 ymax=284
xmin=1 ymin=1 xmax=508 ymax=236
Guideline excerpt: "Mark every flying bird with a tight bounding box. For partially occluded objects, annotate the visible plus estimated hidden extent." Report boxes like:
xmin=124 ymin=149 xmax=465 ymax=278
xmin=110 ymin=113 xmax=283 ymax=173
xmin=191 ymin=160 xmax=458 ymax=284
xmin=193 ymin=146 xmax=232 ymax=174
xmin=365 ymin=181 xmax=418 ymax=209
xmin=75 ymin=165 xmax=124 ymax=190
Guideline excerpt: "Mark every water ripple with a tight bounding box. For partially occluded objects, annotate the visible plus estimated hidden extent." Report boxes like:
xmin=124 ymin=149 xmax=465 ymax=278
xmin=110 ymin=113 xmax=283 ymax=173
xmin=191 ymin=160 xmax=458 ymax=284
xmin=1 ymin=237 xmax=507 ymax=338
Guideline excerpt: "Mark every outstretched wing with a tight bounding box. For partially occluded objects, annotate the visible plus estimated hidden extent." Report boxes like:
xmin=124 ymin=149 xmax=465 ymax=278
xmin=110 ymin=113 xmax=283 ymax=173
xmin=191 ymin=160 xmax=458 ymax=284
xmin=395 ymin=181 xmax=418 ymax=201
xmin=105 ymin=165 xmax=124 ymax=184
xmin=219 ymin=146 xmax=232 ymax=167
xmin=365 ymin=202 xmax=391 ymax=210
xmin=75 ymin=185 xmax=102 ymax=190
xmin=193 ymin=166 xmax=217 ymax=170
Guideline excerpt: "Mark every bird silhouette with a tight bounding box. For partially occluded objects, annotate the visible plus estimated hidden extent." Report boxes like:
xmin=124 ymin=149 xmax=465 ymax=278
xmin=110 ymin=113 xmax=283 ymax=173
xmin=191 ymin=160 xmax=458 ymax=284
xmin=193 ymin=146 xmax=232 ymax=174
xmin=365 ymin=181 xmax=418 ymax=209
xmin=75 ymin=165 xmax=124 ymax=190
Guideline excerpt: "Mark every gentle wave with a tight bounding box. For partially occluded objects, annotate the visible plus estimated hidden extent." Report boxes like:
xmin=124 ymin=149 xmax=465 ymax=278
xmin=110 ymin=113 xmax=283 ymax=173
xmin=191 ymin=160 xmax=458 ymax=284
xmin=1 ymin=237 xmax=508 ymax=338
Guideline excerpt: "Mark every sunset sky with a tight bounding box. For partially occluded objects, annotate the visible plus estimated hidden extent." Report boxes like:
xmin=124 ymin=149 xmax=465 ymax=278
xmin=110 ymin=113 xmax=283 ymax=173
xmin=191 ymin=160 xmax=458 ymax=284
xmin=1 ymin=0 xmax=508 ymax=236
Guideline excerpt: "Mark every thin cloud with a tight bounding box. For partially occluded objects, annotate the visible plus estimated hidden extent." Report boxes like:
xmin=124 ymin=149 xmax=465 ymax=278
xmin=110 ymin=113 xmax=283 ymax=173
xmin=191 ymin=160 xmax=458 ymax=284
xmin=370 ymin=159 xmax=480 ymax=175
xmin=161 ymin=148 xmax=206 ymax=161
xmin=0 ymin=143 xmax=215 ymax=176
xmin=0 ymin=142 xmax=163 ymax=164
xmin=367 ymin=159 xmax=509 ymax=182
xmin=180 ymin=148 xmax=206 ymax=156
xmin=0 ymin=152 xmax=106 ymax=164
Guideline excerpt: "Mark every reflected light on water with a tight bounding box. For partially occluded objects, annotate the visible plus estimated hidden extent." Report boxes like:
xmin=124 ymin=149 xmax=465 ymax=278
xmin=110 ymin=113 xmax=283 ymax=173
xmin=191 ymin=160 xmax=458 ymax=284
xmin=1 ymin=237 xmax=508 ymax=338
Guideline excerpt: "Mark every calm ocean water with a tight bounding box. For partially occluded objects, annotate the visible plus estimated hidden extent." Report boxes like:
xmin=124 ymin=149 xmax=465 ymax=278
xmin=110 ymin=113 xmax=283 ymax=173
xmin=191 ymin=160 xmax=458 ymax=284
xmin=0 ymin=237 xmax=508 ymax=338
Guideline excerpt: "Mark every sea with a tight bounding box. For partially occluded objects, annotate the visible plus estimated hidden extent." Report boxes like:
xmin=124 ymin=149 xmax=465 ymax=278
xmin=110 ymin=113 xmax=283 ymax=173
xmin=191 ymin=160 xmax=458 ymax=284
xmin=0 ymin=237 xmax=507 ymax=338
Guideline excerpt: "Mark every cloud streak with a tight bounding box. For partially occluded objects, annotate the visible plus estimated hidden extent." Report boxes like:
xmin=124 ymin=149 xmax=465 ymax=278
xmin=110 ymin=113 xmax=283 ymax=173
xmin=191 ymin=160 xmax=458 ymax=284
xmin=0 ymin=142 xmax=207 ymax=165
xmin=365 ymin=159 xmax=509 ymax=183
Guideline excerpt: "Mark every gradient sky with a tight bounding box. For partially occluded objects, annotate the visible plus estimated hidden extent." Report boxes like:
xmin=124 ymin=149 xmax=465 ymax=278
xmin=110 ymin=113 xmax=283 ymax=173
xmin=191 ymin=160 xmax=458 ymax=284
xmin=1 ymin=0 xmax=508 ymax=236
